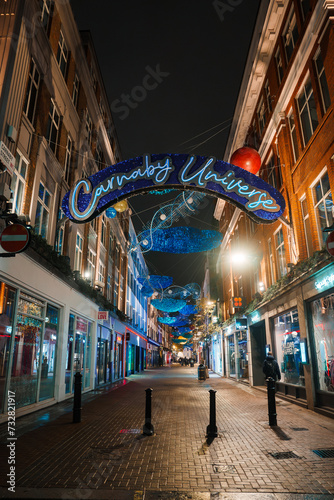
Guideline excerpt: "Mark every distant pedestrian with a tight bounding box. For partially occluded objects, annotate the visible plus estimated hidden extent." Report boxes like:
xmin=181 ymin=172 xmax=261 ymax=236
xmin=263 ymin=351 xmax=281 ymax=381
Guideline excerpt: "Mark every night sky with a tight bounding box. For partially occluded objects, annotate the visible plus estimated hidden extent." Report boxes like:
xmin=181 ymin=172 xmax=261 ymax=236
xmin=70 ymin=0 xmax=261 ymax=286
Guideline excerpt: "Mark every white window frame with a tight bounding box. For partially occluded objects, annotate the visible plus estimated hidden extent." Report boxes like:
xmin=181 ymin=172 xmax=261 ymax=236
xmin=314 ymin=48 xmax=331 ymax=113
xmin=23 ymin=59 xmax=40 ymax=125
xmin=86 ymin=248 xmax=96 ymax=285
xmin=268 ymin=237 xmax=275 ymax=284
xmin=57 ymin=30 xmax=68 ymax=78
xmin=35 ymin=181 xmax=51 ymax=239
xmin=257 ymin=96 xmax=266 ymax=135
xmin=40 ymin=0 xmax=52 ymax=32
xmin=72 ymin=73 xmax=79 ymax=108
xmin=296 ymin=75 xmax=319 ymax=147
xmin=85 ymin=109 xmax=93 ymax=146
xmin=300 ymin=195 xmax=313 ymax=257
xmin=274 ymin=226 xmax=287 ymax=278
xmin=75 ymin=232 xmax=83 ymax=272
xmin=55 ymin=208 xmax=65 ymax=255
xmin=311 ymin=168 xmax=333 ymax=247
xmin=46 ymin=99 xmax=60 ymax=154
xmin=11 ymin=150 xmax=28 ymax=215
xmin=107 ymin=274 xmax=112 ymax=301
xmin=288 ymin=108 xmax=299 ymax=163
xmin=282 ymin=6 xmax=299 ymax=63
xmin=100 ymin=214 xmax=106 ymax=247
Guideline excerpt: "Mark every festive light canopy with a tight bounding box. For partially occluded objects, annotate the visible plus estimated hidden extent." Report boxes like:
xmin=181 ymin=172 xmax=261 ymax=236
xmin=180 ymin=333 xmax=193 ymax=339
xmin=164 ymin=283 xmax=200 ymax=299
xmin=179 ymin=304 xmax=199 ymax=316
xmin=139 ymin=226 xmax=223 ymax=253
xmin=140 ymin=285 xmax=154 ymax=298
xmin=151 ymin=298 xmax=187 ymax=313
xmin=157 ymin=316 xmax=187 ymax=326
xmin=177 ymin=327 xmax=192 ymax=334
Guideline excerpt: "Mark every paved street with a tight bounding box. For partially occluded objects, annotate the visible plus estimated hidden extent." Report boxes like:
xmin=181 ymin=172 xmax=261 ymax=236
xmin=1 ymin=364 xmax=334 ymax=500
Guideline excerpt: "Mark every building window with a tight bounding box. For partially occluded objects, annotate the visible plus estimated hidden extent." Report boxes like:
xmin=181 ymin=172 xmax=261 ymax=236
xmin=40 ymin=0 xmax=52 ymax=32
xmin=268 ymin=238 xmax=275 ymax=284
xmin=90 ymin=217 xmax=98 ymax=234
xmin=85 ymin=109 xmax=93 ymax=146
xmin=313 ymin=171 xmax=333 ymax=246
xmin=114 ymin=267 xmax=119 ymax=307
xmin=72 ymin=73 xmax=79 ymax=108
xmin=35 ymin=182 xmax=51 ymax=239
xmin=266 ymin=155 xmax=282 ymax=190
xmin=300 ymin=0 xmax=311 ymax=21
xmin=275 ymin=227 xmax=287 ymax=278
xmin=282 ymin=7 xmax=299 ymax=63
xmin=23 ymin=60 xmax=40 ymax=125
xmin=107 ymin=274 xmax=112 ymax=301
xmin=297 ymin=77 xmax=318 ymax=147
xmin=257 ymin=96 xmax=266 ymax=135
xmin=109 ymin=232 xmax=114 ymax=257
xmin=64 ymin=135 xmax=72 ymax=184
xmin=275 ymin=46 xmax=284 ymax=85
xmin=300 ymin=196 xmax=313 ymax=257
xmin=314 ymin=50 xmax=331 ymax=113
xmin=86 ymin=248 xmax=96 ymax=285
xmin=75 ymin=233 xmax=83 ymax=272
xmin=98 ymin=260 xmax=105 ymax=284
xmin=55 ymin=208 xmax=65 ymax=255
xmin=288 ymin=109 xmax=299 ymax=163
xmin=264 ymin=80 xmax=272 ymax=114
xmin=101 ymin=215 xmax=106 ymax=247
xmin=11 ymin=151 xmax=28 ymax=215
xmin=90 ymin=64 xmax=97 ymax=92
xmin=46 ymin=99 xmax=60 ymax=154
xmin=57 ymin=30 xmax=68 ymax=78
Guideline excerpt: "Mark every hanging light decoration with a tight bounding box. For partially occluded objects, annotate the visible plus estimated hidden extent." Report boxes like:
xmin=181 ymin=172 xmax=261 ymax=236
xmin=150 ymin=298 xmax=187 ymax=313
xmin=158 ymin=316 xmax=186 ymax=325
xmin=140 ymin=285 xmax=154 ymax=298
xmin=177 ymin=327 xmax=192 ymax=334
xmin=179 ymin=304 xmax=199 ymax=316
xmin=139 ymin=226 xmax=223 ymax=253
xmin=179 ymin=333 xmax=192 ymax=339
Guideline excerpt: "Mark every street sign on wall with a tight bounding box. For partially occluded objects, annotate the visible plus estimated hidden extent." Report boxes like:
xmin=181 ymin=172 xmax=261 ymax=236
xmin=0 ymin=224 xmax=30 ymax=253
xmin=326 ymin=231 xmax=334 ymax=257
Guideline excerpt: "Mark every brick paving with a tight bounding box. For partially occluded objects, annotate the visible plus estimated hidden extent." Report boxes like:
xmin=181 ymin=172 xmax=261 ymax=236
xmin=1 ymin=364 xmax=334 ymax=499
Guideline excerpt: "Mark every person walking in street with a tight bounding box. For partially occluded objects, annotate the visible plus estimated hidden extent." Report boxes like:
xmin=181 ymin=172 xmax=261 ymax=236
xmin=263 ymin=351 xmax=281 ymax=381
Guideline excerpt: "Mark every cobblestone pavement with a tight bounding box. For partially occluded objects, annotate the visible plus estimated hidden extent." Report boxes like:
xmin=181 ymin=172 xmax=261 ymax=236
xmin=1 ymin=365 xmax=334 ymax=500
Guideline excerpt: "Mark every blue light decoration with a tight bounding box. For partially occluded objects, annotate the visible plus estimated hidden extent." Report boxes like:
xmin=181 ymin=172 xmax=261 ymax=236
xmin=158 ymin=316 xmax=186 ymax=325
xmin=105 ymin=207 xmax=117 ymax=218
xmin=131 ymin=190 xmax=206 ymax=254
xmin=150 ymin=298 xmax=187 ymax=313
xmin=140 ymin=285 xmax=154 ymax=298
xmin=177 ymin=327 xmax=192 ymax=334
xmin=139 ymin=226 xmax=223 ymax=253
xmin=179 ymin=304 xmax=199 ymax=316
xmin=164 ymin=283 xmax=200 ymax=299
xmin=148 ymin=275 xmax=173 ymax=289
xmin=170 ymin=320 xmax=189 ymax=327
xmin=62 ymin=154 xmax=285 ymax=224
xmin=179 ymin=333 xmax=193 ymax=339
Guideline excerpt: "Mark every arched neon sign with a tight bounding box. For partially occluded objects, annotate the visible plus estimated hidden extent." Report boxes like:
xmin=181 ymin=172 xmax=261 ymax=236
xmin=62 ymin=154 xmax=285 ymax=223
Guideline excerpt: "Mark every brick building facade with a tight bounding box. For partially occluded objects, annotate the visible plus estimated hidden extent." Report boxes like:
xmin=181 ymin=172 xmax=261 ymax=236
xmin=213 ymin=0 xmax=334 ymax=417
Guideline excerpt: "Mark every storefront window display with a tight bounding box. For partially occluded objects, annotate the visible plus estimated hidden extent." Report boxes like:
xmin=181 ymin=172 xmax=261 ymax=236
xmin=65 ymin=314 xmax=74 ymax=394
xmin=310 ymin=293 xmax=334 ymax=392
xmin=238 ymin=330 xmax=249 ymax=380
xmin=228 ymin=335 xmax=236 ymax=377
xmin=39 ymin=304 xmax=59 ymax=401
xmin=65 ymin=314 xmax=93 ymax=394
xmin=273 ymin=309 xmax=304 ymax=386
xmin=96 ymin=326 xmax=112 ymax=385
xmin=0 ymin=282 xmax=16 ymax=412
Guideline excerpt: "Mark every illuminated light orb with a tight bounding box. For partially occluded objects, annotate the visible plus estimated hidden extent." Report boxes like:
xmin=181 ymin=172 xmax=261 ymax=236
xmin=113 ymin=200 xmax=128 ymax=212
xmin=160 ymin=214 xmax=167 ymax=221
xmin=105 ymin=207 xmax=117 ymax=218
xmin=139 ymin=227 xmax=223 ymax=254
xmin=150 ymin=298 xmax=187 ymax=313
xmin=230 ymin=147 xmax=261 ymax=175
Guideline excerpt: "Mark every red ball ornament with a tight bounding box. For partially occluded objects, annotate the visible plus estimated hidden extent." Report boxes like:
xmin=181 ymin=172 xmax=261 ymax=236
xmin=230 ymin=147 xmax=261 ymax=175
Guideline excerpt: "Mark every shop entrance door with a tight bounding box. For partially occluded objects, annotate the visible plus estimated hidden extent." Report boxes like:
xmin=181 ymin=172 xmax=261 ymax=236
xmin=96 ymin=339 xmax=107 ymax=385
xmin=250 ymin=321 xmax=266 ymax=386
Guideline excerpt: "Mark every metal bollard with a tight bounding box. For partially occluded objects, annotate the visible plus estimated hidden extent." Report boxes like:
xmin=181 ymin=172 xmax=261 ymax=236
xmin=143 ymin=388 xmax=154 ymax=436
xmin=267 ymin=377 xmax=277 ymax=426
xmin=206 ymin=389 xmax=218 ymax=438
xmin=73 ymin=372 xmax=82 ymax=423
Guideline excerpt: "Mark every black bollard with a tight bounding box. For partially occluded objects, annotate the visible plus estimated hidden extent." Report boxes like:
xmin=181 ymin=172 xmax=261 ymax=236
xmin=267 ymin=377 xmax=277 ymax=426
xmin=143 ymin=388 xmax=154 ymax=436
xmin=73 ymin=372 xmax=82 ymax=423
xmin=206 ymin=389 xmax=218 ymax=438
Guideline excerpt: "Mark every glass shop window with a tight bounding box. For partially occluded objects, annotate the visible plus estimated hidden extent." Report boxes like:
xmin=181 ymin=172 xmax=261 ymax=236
xmin=273 ymin=309 xmax=304 ymax=386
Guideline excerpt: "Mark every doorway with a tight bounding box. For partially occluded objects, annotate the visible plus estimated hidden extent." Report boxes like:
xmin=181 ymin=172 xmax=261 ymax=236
xmin=250 ymin=321 xmax=266 ymax=386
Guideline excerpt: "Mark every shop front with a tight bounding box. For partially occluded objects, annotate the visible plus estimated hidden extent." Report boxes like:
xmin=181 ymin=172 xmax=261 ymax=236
xmin=211 ymin=332 xmax=223 ymax=375
xmin=307 ymin=265 xmax=334 ymax=414
xmin=224 ymin=320 xmax=249 ymax=383
xmin=96 ymin=325 xmax=112 ymax=386
xmin=114 ymin=332 xmax=124 ymax=380
xmin=147 ymin=338 xmax=160 ymax=367
xmin=65 ymin=313 xmax=93 ymax=394
xmin=125 ymin=327 xmax=146 ymax=375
